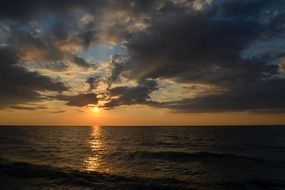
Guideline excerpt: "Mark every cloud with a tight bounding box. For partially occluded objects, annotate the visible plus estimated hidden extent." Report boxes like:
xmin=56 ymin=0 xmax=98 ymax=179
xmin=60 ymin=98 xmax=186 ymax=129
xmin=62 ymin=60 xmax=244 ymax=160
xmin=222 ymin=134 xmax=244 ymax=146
xmin=73 ymin=56 xmax=95 ymax=68
xmin=104 ymin=0 xmax=285 ymax=113
xmin=56 ymin=93 xmax=98 ymax=107
xmin=105 ymin=80 xmax=158 ymax=108
xmin=9 ymin=32 xmax=91 ymax=71
xmin=1 ymin=0 xmax=285 ymax=114
xmin=155 ymin=77 xmax=285 ymax=113
xmin=0 ymin=47 xmax=68 ymax=109
xmin=0 ymin=0 xmax=109 ymax=20
xmin=50 ymin=110 xmax=66 ymax=114
xmin=125 ymin=5 xmax=264 ymax=82
xmin=108 ymin=55 xmax=128 ymax=85
xmin=279 ymin=60 xmax=285 ymax=75
xmin=10 ymin=105 xmax=48 ymax=111
xmin=86 ymin=76 xmax=101 ymax=92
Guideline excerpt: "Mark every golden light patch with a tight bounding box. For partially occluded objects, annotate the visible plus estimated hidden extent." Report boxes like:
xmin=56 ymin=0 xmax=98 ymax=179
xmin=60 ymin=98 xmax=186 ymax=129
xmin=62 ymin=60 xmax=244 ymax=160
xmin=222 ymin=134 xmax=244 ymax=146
xmin=20 ymin=47 xmax=45 ymax=62
xmin=92 ymin=106 xmax=100 ymax=113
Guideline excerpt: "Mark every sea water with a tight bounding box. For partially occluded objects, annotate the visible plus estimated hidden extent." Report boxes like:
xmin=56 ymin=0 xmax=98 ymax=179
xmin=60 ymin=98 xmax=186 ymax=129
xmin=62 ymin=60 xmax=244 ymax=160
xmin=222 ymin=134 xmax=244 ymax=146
xmin=0 ymin=126 xmax=285 ymax=189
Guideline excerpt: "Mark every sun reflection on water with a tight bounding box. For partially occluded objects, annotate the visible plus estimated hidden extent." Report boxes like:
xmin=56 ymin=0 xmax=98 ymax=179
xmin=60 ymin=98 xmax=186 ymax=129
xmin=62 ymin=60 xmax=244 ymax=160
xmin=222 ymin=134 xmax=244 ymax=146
xmin=83 ymin=126 xmax=109 ymax=173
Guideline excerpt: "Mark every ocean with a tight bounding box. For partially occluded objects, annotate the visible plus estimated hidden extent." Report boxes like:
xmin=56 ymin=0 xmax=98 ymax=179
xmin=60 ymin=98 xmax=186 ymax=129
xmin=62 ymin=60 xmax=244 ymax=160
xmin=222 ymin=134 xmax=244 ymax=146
xmin=0 ymin=126 xmax=285 ymax=189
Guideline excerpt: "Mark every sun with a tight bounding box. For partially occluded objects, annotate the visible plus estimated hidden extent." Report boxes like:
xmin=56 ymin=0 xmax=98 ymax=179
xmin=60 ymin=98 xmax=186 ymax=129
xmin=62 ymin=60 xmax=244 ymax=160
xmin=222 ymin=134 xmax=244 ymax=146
xmin=92 ymin=106 xmax=100 ymax=113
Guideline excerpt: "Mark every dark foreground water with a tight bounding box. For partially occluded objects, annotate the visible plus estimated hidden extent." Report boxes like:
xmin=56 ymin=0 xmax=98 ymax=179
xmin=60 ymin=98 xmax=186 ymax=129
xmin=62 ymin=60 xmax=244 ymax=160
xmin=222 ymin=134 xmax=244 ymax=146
xmin=0 ymin=126 xmax=285 ymax=189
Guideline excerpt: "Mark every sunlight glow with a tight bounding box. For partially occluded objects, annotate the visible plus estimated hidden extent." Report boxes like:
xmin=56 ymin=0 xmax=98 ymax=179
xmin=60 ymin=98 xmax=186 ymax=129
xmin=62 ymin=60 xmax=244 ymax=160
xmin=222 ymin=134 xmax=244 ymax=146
xmin=83 ymin=126 xmax=109 ymax=173
xmin=92 ymin=106 xmax=100 ymax=113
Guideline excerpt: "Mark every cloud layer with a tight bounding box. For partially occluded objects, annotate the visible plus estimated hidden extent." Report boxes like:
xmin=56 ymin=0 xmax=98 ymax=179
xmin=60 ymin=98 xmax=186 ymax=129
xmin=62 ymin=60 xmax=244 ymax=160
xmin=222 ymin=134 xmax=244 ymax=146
xmin=1 ymin=0 xmax=285 ymax=113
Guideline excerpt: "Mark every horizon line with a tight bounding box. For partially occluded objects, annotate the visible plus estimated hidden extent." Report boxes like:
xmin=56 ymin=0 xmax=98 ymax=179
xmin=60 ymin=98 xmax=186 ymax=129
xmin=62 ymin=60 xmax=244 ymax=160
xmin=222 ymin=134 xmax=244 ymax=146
xmin=0 ymin=124 xmax=284 ymax=127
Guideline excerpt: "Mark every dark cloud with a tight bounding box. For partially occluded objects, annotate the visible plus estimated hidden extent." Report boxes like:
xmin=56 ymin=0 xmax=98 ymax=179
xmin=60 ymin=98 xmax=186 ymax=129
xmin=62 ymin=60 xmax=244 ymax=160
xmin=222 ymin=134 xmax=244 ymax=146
xmin=108 ymin=55 xmax=128 ymax=85
xmin=126 ymin=8 xmax=263 ymax=82
xmin=128 ymin=0 xmax=157 ymax=15
xmin=0 ymin=0 xmax=157 ymax=71
xmin=0 ymin=47 xmax=68 ymax=109
xmin=86 ymin=76 xmax=101 ymax=92
xmin=221 ymin=0 xmax=272 ymax=17
xmin=0 ymin=0 xmax=42 ymax=20
xmin=0 ymin=0 xmax=108 ymax=20
xmin=104 ymin=0 xmax=285 ymax=113
xmin=56 ymin=93 xmax=98 ymax=107
xmin=105 ymin=80 xmax=158 ymax=108
xmin=0 ymin=0 xmax=155 ymax=23
xmin=155 ymin=77 xmax=285 ymax=113
xmin=73 ymin=56 xmax=95 ymax=68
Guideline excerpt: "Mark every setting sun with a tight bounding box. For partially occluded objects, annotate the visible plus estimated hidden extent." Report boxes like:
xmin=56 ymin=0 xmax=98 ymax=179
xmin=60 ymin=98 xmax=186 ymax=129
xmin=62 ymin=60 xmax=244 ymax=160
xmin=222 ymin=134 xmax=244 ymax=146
xmin=92 ymin=106 xmax=100 ymax=113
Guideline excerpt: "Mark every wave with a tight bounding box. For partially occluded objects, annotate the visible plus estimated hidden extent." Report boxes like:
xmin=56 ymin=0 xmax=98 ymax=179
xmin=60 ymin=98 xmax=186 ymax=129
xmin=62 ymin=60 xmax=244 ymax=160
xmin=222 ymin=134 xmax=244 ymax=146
xmin=120 ymin=151 xmax=285 ymax=167
xmin=1 ymin=156 xmax=285 ymax=190
xmin=0 ymin=156 xmax=191 ymax=190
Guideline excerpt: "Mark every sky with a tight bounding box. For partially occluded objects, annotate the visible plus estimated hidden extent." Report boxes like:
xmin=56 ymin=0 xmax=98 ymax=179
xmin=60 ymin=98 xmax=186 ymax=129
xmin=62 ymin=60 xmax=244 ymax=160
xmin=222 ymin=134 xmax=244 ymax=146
xmin=0 ymin=0 xmax=285 ymax=126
